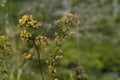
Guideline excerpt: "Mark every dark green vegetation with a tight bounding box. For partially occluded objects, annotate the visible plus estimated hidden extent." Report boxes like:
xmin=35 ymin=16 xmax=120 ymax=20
xmin=0 ymin=0 xmax=120 ymax=80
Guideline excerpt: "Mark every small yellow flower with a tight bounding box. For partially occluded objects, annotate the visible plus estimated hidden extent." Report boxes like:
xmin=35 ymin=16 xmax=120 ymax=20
xmin=20 ymin=30 xmax=32 ymax=41
xmin=35 ymin=35 xmax=51 ymax=47
xmin=27 ymin=21 xmax=34 ymax=26
xmin=18 ymin=15 xmax=28 ymax=27
xmin=23 ymin=53 xmax=33 ymax=60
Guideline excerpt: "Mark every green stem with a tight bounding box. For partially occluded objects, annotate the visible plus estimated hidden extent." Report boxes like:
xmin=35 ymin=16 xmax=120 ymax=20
xmin=32 ymin=39 xmax=44 ymax=80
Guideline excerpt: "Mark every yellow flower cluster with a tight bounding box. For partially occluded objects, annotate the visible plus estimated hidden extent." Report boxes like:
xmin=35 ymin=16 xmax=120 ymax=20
xmin=0 ymin=35 xmax=10 ymax=53
xmin=23 ymin=53 xmax=33 ymax=60
xmin=35 ymin=35 xmax=51 ymax=47
xmin=65 ymin=13 xmax=80 ymax=24
xmin=20 ymin=30 xmax=32 ymax=41
xmin=18 ymin=15 xmax=41 ymax=29
xmin=0 ymin=35 xmax=7 ymax=51
xmin=0 ymin=35 xmax=7 ymax=42
xmin=18 ymin=15 xmax=42 ymax=41
xmin=57 ymin=13 xmax=79 ymax=32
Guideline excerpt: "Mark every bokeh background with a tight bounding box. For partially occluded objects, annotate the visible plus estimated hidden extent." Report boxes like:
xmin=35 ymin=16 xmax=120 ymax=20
xmin=0 ymin=0 xmax=120 ymax=80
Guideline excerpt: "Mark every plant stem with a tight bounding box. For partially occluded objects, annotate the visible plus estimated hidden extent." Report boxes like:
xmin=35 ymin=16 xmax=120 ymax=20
xmin=32 ymin=39 xmax=44 ymax=80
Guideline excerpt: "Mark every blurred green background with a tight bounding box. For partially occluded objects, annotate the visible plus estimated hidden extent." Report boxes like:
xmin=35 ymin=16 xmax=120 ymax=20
xmin=0 ymin=0 xmax=120 ymax=80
